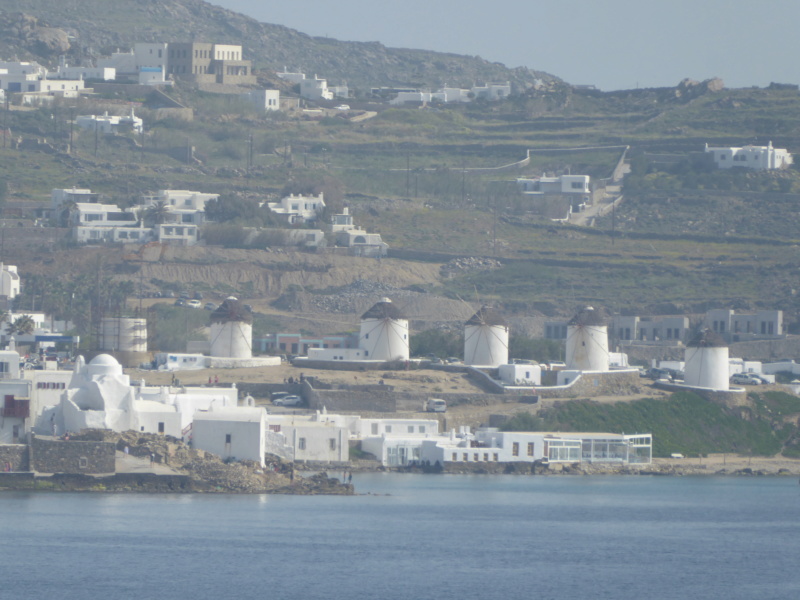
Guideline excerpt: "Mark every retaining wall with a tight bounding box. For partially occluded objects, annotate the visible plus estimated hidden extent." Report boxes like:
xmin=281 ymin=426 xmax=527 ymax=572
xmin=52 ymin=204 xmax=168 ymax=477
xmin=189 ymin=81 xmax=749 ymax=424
xmin=31 ymin=437 xmax=115 ymax=474
xmin=0 ymin=445 xmax=29 ymax=471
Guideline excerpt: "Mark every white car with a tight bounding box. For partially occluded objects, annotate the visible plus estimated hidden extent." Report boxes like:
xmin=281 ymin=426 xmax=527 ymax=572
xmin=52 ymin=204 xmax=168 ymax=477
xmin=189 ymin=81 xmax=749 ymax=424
xmin=186 ymin=299 xmax=202 ymax=309
xmin=273 ymin=395 xmax=302 ymax=407
xmin=335 ymin=104 xmax=350 ymax=111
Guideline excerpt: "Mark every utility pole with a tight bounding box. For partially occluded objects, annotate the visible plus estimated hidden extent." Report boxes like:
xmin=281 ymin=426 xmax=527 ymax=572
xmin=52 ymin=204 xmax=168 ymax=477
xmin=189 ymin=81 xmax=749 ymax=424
xmin=406 ymin=152 xmax=410 ymax=198
xmin=3 ymin=96 xmax=9 ymax=149
xmin=94 ymin=119 xmax=99 ymax=158
xmin=69 ymin=107 xmax=74 ymax=154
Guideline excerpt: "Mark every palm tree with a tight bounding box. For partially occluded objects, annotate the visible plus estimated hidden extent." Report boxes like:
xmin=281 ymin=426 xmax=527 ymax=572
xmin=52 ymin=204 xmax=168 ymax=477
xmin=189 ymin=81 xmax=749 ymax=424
xmin=145 ymin=200 xmax=170 ymax=226
xmin=7 ymin=315 xmax=35 ymax=336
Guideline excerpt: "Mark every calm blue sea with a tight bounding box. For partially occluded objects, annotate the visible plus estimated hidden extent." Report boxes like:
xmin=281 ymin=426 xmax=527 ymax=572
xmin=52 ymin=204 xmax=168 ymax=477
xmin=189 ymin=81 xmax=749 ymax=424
xmin=1 ymin=474 xmax=798 ymax=600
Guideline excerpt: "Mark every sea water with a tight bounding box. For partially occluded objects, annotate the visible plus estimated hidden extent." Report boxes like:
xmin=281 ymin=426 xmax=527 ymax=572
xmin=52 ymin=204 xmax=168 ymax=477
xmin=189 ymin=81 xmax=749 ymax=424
xmin=1 ymin=474 xmax=798 ymax=600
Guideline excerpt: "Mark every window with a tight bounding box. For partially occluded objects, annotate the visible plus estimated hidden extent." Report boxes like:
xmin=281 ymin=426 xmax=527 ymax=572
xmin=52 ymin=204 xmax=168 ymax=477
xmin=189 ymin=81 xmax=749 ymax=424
xmin=571 ymin=181 xmax=584 ymax=189
xmin=329 ymin=438 xmax=337 ymax=451
xmin=408 ymin=426 xmax=414 ymax=433
xmin=298 ymin=438 xmax=306 ymax=450
xmin=483 ymin=453 xmax=489 ymax=461
xmin=385 ymin=425 xmax=392 ymax=433
xmin=473 ymin=453 xmax=479 ymax=461
xmin=512 ymin=442 xmax=519 ymax=457
xmin=158 ymin=422 xmax=165 ymax=434
xmin=527 ymin=442 xmax=534 ymax=456
xmin=462 ymin=453 xmax=469 ymax=461
xmin=419 ymin=426 xmax=426 ymax=433
xmin=225 ymin=434 xmax=231 ymax=444
xmin=493 ymin=453 xmax=499 ymax=462
xmin=452 ymin=452 xmax=457 ymax=461
xmin=371 ymin=423 xmax=378 ymax=435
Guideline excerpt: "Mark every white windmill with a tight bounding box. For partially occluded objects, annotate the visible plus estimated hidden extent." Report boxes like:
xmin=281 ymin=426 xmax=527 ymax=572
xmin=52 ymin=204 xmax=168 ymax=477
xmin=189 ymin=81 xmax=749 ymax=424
xmin=359 ymin=298 xmax=409 ymax=361
xmin=209 ymin=297 xmax=253 ymax=359
xmin=565 ymin=306 xmax=610 ymax=372
xmin=463 ymin=305 xmax=509 ymax=367
xmin=684 ymin=328 xmax=729 ymax=391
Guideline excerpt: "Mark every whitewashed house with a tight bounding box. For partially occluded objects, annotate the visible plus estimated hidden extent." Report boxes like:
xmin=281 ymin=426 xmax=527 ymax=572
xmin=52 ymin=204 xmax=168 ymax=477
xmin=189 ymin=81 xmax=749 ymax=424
xmin=75 ymin=109 xmax=143 ymax=135
xmin=266 ymin=412 xmax=350 ymax=463
xmin=705 ymin=142 xmax=793 ymax=170
xmin=244 ymin=89 xmax=280 ymax=112
xmin=0 ymin=264 xmax=21 ymax=299
xmin=70 ymin=203 xmax=138 ymax=242
xmin=192 ymin=407 xmax=268 ymax=466
xmin=267 ymin=193 xmax=325 ymax=225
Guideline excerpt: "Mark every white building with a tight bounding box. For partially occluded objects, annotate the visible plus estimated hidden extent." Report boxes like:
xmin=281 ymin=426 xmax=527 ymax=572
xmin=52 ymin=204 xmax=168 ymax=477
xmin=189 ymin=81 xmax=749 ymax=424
xmin=0 ymin=264 xmax=21 ymax=299
xmin=192 ymin=407 xmax=268 ymax=466
xmin=498 ymin=363 xmax=542 ymax=386
xmin=463 ymin=306 xmax=509 ymax=368
xmin=134 ymin=43 xmax=168 ymax=73
xmin=362 ymin=426 xmax=652 ymax=467
xmin=49 ymin=354 xmax=238 ymax=438
xmin=276 ymin=69 xmax=306 ymax=85
xmin=244 ymin=89 xmax=280 ymax=112
xmin=70 ymin=203 xmax=138 ymax=242
xmin=267 ymin=193 xmax=325 ymax=225
xmin=300 ymin=76 xmax=333 ymax=100
xmin=266 ymin=412 xmax=350 ymax=463
xmin=330 ymin=207 xmax=388 ymax=256
xmin=75 ymin=109 xmax=143 ymax=135
xmin=565 ymin=307 xmax=610 ymax=372
xmin=98 ymin=50 xmax=137 ymax=77
xmin=705 ymin=142 xmax=793 ymax=170
xmin=471 ymin=82 xmax=511 ymax=101
xmin=517 ymin=174 xmax=590 ymax=195
xmin=684 ymin=330 xmax=730 ymax=391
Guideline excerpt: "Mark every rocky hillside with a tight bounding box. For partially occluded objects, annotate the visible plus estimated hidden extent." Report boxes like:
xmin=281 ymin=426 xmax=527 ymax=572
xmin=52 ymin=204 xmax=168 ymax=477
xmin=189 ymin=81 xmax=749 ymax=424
xmin=0 ymin=0 xmax=557 ymax=90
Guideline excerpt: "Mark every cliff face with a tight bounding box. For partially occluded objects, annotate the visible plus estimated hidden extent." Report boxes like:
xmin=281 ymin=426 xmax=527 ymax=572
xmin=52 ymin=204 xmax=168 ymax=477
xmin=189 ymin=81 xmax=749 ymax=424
xmin=0 ymin=0 xmax=558 ymax=90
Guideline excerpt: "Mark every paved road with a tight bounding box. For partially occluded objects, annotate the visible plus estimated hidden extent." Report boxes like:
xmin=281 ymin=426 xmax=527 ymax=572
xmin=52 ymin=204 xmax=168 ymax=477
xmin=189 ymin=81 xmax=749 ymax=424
xmin=116 ymin=451 xmax=180 ymax=475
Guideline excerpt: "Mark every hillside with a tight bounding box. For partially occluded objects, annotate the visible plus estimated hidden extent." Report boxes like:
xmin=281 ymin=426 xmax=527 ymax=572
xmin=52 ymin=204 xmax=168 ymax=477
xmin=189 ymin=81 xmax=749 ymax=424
xmin=0 ymin=0 xmax=556 ymax=90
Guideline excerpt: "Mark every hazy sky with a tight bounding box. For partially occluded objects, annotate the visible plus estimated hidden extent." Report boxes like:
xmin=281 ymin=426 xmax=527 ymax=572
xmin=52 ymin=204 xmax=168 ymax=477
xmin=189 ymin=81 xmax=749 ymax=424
xmin=211 ymin=0 xmax=798 ymax=91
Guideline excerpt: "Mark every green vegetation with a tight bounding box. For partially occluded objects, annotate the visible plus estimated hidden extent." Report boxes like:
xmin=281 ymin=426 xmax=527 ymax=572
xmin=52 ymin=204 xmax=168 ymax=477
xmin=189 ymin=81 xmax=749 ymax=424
xmin=501 ymin=392 xmax=797 ymax=458
xmin=410 ymin=329 xmax=463 ymax=358
xmin=148 ymin=305 xmax=210 ymax=353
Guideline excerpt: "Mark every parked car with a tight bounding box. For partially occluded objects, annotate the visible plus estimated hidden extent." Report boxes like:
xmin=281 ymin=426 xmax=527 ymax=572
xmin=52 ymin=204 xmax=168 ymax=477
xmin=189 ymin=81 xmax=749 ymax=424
xmin=194 ymin=292 xmax=204 ymax=300
xmin=186 ymin=299 xmax=202 ymax=309
xmin=204 ymin=302 xmax=217 ymax=311
xmin=335 ymin=104 xmax=350 ymax=111
xmin=179 ymin=291 xmax=190 ymax=299
xmin=731 ymin=373 xmax=762 ymax=385
xmin=174 ymin=298 xmax=186 ymax=307
xmin=273 ymin=394 xmax=302 ymax=407
xmin=646 ymin=367 xmax=672 ymax=381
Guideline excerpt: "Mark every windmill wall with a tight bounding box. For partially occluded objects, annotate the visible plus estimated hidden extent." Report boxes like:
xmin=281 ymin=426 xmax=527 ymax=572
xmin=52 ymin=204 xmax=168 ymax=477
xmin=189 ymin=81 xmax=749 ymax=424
xmin=359 ymin=318 xmax=409 ymax=361
xmin=684 ymin=346 xmax=729 ymax=391
xmin=566 ymin=324 xmax=610 ymax=371
xmin=464 ymin=324 xmax=509 ymax=367
xmin=210 ymin=321 xmax=253 ymax=358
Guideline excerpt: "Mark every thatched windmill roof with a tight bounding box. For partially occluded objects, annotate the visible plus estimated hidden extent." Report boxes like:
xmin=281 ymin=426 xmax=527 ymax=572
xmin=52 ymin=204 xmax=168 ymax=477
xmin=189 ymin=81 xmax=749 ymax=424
xmin=361 ymin=298 xmax=405 ymax=320
xmin=210 ymin=297 xmax=253 ymax=325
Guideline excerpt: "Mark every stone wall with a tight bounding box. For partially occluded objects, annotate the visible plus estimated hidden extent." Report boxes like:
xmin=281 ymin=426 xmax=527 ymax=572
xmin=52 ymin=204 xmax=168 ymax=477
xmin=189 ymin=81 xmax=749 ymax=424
xmin=653 ymin=382 xmax=748 ymax=409
xmin=30 ymin=436 xmax=115 ymax=474
xmin=0 ymin=444 xmax=29 ymax=471
xmin=537 ymin=370 xmax=642 ymax=399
